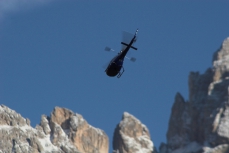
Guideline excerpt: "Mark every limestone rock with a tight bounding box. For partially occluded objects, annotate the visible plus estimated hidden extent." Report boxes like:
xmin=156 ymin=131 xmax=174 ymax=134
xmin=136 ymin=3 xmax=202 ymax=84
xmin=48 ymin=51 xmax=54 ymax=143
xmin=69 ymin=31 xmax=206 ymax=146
xmin=113 ymin=112 xmax=156 ymax=153
xmin=0 ymin=105 xmax=27 ymax=126
xmin=0 ymin=105 xmax=62 ymax=153
xmin=212 ymin=37 xmax=229 ymax=82
xmin=0 ymin=105 xmax=109 ymax=153
xmin=203 ymin=144 xmax=229 ymax=153
xmin=50 ymin=107 xmax=109 ymax=153
xmin=160 ymin=37 xmax=229 ymax=153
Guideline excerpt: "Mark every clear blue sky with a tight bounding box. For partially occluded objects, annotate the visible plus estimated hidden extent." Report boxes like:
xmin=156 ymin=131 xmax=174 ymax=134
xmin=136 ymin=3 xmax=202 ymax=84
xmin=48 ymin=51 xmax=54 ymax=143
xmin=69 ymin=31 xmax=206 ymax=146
xmin=1 ymin=1 xmax=229 ymax=152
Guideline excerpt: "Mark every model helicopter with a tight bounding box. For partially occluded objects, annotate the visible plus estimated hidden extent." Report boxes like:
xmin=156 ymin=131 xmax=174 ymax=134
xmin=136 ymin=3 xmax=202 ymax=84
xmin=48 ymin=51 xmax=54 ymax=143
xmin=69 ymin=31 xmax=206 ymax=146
xmin=104 ymin=29 xmax=138 ymax=78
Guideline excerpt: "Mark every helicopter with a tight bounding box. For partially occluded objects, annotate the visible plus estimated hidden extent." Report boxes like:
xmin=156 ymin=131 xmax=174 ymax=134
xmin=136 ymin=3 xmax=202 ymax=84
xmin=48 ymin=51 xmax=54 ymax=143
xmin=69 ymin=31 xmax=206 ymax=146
xmin=104 ymin=29 xmax=138 ymax=78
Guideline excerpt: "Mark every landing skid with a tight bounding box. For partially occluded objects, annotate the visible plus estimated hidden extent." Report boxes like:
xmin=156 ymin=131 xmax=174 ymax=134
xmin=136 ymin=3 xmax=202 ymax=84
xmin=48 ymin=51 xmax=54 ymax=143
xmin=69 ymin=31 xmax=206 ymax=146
xmin=117 ymin=66 xmax=125 ymax=78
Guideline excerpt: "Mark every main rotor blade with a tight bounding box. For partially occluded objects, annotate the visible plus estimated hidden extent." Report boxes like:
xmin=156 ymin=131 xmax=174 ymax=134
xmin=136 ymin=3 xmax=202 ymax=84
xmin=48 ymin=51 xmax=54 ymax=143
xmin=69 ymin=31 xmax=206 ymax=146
xmin=130 ymin=57 xmax=136 ymax=62
xmin=122 ymin=31 xmax=137 ymax=50
xmin=122 ymin=31 xmax=134 ymax=43
xmin=105 ymin=47 xmax=115 ymax=52
xmin=125 ymin=56 xmax=136 ymax=62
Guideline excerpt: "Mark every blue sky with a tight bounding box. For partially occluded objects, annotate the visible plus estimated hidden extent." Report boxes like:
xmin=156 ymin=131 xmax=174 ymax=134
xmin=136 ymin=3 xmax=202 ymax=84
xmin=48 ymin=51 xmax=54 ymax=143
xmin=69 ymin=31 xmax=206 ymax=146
xmin=0 ymin=1 xmax=229 ymax=152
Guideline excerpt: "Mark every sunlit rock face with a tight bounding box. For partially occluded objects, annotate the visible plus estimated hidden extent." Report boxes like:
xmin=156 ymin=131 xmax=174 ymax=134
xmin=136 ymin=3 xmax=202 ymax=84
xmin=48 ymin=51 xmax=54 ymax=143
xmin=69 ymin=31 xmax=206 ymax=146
xmin=0 ymin=105 xmax=154 ymax=153
xmin=50 ymin=107 xmax=109 ymax=153
xmin=0 ymin=105 xmax=64 ymax=153
xmin=113 ymin=112 xmax=157 ymax=153
xmin=0 ymin=105 xmax=109 ymax=153
xmin=212 ymin=37 xmax=229 ymax=82
xmin=160 ymin=37 xmax=229 ymax=153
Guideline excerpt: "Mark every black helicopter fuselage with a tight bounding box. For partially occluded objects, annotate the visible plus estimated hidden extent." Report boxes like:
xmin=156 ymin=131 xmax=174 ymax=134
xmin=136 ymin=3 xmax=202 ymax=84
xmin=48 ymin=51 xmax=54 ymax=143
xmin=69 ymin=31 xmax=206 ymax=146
xmin=105 ymin=30 xmax=137 ymax=78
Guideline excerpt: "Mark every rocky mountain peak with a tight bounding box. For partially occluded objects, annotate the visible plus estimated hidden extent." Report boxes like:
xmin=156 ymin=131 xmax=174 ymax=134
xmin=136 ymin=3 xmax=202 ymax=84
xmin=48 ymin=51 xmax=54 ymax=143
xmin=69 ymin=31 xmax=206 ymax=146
xmin=0 ymin=104 xmax=30 ymax=127
xmin=113 ymin=112 xmax=156 ymax=153
xmin=162 ymin=37 xmax=229 ymax=153
xmin=0 ymin=104 xmax=156 ymax=153
xmin=0 ymin=105 xmax=109 ymax=153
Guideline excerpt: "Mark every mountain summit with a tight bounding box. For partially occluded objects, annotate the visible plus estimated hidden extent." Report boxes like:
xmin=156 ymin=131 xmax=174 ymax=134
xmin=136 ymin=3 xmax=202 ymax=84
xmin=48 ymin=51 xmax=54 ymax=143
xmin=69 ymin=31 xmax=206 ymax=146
xmin=113 ymin=112 xmax=156 ymax=153
xmin=160 ymin=37 xmax=229 ymax=153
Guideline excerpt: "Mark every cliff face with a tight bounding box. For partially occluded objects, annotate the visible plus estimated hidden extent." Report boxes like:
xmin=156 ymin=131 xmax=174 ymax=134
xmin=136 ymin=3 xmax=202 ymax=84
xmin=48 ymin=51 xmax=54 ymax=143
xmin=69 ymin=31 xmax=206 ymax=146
xmin=0 ymin=105 xmax=154 ymax=153
xmin=0 ymin=105 xmax=109 ymax=153
xmin=49 ymin=107 xmax=109 ymax=153
xmin=0 ymin=105 xmax=156 ymax=153
xmin=161 ymin=37 xmax=229 ymax=153
xmin=113 ymin=112 xmax=156 ymax=153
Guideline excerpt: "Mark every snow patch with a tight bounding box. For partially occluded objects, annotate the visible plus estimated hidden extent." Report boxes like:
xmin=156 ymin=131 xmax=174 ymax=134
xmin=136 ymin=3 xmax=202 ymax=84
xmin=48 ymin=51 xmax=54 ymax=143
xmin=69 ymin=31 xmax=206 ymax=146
xmin=137 ymin=135 xmax=154 ymax=150
xmin=120 ymin=131 xmax=153 ymax=153
xmin=0 ymin=105 xmax=4 ymax=113
xmin=70 ymin=114 xmax=85 ymax=130
xmin=0 ymin=125 xmax=12 ymax=130
xmin=213 ymin=54 xmax=229 ymax=68
xmin=121 ymin=112 xmax=142 ymax=129
xmin=123 ymin=112 xmax=141 ymax=123
xmin=20 ymin=125 xmax=34 ymax=132
xmin=38 ymin=134 xmax=59 ymax=152
xmin=0 ymin=124 xmax=34 ymax=132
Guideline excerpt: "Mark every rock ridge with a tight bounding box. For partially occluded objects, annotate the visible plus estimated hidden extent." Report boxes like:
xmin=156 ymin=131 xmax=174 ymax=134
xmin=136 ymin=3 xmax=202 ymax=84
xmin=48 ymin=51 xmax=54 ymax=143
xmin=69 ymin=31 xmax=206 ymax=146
xmin=0 ymin=105 xmax=109 ymax=153
xmin=0 ymin=105 xmax=155 ymax=153
xmin=161 ymin=37 xmax=229 ymax=153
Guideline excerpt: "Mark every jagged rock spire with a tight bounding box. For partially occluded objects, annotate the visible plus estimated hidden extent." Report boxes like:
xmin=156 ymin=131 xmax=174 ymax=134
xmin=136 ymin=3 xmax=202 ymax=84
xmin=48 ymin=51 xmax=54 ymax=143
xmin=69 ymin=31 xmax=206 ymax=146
xmin=113 ymin=112 xmax=156 ymax=153
xmin=161 ymin=37 xmax=229 ymax=153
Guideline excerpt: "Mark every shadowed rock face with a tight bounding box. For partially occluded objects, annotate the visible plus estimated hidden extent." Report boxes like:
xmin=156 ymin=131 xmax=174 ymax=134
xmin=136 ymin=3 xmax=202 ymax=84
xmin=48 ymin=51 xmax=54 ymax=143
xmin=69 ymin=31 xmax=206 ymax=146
xmin=113 ymin=112 xmax=156 ymax=153
xmin=0 ymin=105 xmax=109 ymax=153
xmin=162 ymin=37 xmax=229 ymax=153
